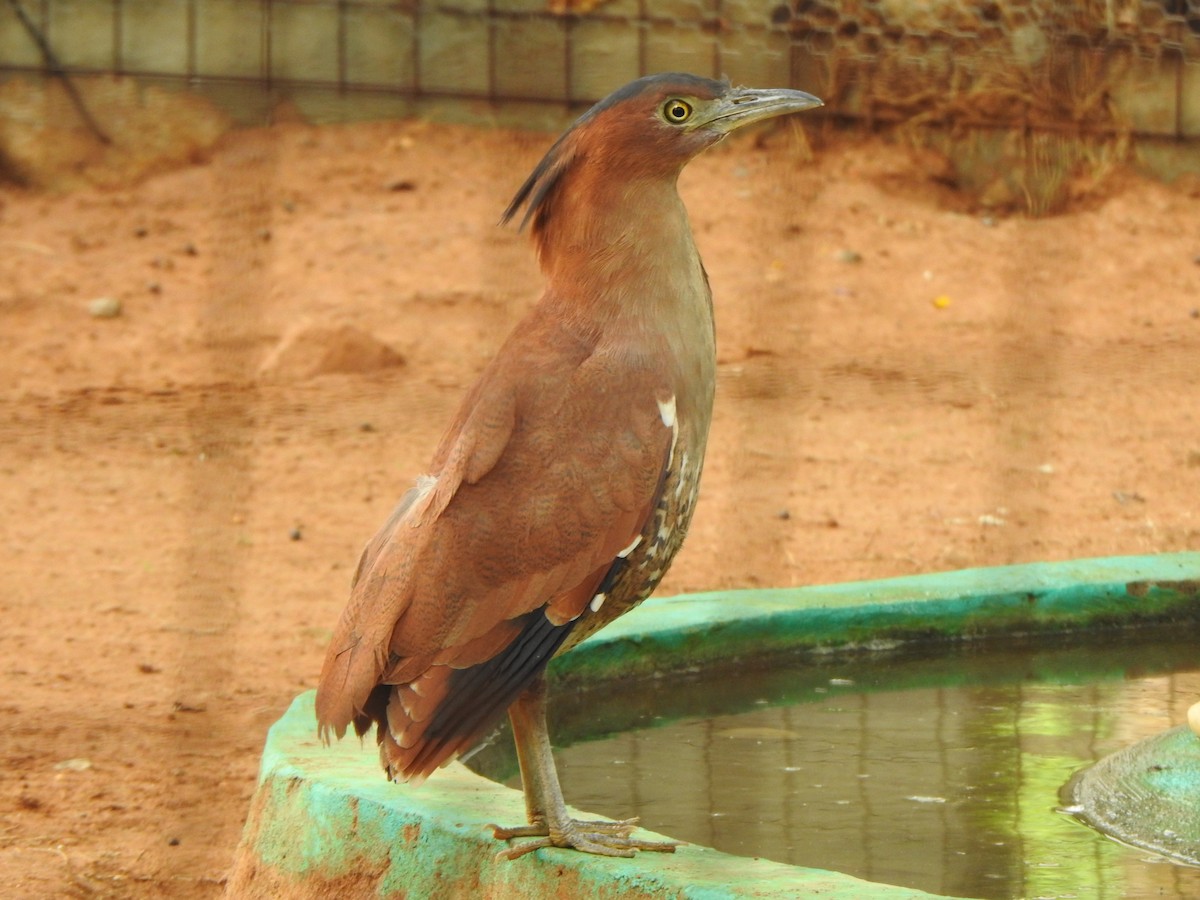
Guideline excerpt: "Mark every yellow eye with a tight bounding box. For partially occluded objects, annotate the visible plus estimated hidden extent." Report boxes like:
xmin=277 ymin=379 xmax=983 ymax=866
xmin=662 ymin=99 xmax=693 ymax=123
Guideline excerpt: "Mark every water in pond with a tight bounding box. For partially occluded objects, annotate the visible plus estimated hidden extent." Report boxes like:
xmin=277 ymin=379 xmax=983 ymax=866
xmin=469 ymin=632 xmax=1200 ymax=899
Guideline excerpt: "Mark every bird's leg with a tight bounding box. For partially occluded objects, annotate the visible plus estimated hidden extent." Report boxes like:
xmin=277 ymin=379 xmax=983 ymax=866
xmin=489 ymin=673 xmax=678 ymax=860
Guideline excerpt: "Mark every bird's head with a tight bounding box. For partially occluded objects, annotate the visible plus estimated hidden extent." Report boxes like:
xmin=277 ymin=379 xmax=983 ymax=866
xmin=503 ymin=73 xmax=822 ymax=239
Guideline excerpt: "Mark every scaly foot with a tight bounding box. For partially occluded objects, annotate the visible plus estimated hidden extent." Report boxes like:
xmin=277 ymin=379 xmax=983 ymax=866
xmin=490 ymin=816 xmax=679 ymax=860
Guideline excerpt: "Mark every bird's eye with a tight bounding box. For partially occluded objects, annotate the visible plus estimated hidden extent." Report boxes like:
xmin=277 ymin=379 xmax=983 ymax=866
xmin=662 ymin=99 xmax=693 ymax=123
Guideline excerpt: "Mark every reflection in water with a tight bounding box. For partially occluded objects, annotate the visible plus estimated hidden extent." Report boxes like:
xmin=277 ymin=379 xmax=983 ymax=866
xmin=559 ymin=678 xmax=1200 ymax=899
xmin=472 ymin=637 xmax=1200 ymax=899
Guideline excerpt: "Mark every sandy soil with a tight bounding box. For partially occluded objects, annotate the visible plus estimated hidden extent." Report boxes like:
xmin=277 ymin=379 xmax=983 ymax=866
xmin=1 ymin=116 xmax=1198 ymax=897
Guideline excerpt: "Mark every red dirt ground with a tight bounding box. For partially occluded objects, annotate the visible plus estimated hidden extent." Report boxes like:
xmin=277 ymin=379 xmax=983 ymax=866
xmin=1 ymin=117 xmax=1198 ymax=897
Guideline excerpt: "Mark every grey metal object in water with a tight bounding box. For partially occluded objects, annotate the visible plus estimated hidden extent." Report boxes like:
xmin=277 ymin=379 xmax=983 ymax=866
xmin=1068 ymin=724 xmax=1200 ymax=867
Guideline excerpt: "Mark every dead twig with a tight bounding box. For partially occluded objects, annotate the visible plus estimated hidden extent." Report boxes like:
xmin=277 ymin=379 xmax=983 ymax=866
xmin=4 ymin=0 xmax=111 ymax=145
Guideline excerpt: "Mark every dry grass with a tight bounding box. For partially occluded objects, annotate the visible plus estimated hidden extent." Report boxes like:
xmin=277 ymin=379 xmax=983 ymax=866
xmin=816 ymin=41 xmax=1139 ymax=214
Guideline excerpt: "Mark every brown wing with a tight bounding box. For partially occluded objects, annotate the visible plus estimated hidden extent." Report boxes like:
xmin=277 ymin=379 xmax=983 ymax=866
xmin=315 ymin=314 xmax=676 ymax=781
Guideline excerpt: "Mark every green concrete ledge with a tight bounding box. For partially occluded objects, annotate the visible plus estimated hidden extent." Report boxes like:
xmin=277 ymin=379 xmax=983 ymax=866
xmin=554 ymin=553 xmax=1200 ymax=688
xmin=227 ymin=692 xmax=942 ymax=899
xmin=1068 ymin=724 xmax=1200 ymax=866
xmin=228 ymin=553 xmax=1200 ymax=898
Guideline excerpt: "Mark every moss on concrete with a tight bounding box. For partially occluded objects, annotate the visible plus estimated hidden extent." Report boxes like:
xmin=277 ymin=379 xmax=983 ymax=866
xmin=553 ymin=553 xmax=1200 ymax=688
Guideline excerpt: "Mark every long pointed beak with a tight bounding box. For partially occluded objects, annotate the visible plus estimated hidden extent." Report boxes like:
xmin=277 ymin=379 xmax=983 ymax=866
xmin=698 ymin=86 xmax=823 ymax=134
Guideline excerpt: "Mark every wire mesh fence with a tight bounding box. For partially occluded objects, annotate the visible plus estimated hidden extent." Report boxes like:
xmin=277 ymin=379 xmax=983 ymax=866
xmin=1 ymin=0 xmax=1198 ymax=138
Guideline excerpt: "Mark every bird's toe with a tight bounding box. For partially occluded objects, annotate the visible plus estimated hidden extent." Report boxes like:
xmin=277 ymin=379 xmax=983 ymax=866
xmin=490 ymin=816 xmax=678 ymax=860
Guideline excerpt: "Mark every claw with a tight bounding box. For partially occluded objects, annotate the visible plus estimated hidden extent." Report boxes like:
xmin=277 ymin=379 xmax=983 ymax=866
xmin=489 ymin=816 xmax=679 ymax=860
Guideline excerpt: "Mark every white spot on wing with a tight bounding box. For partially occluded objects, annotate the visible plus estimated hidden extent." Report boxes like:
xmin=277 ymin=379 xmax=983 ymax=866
xmin=403 ymin=474 xmax=438 ymax=526
xmin=590 ymin=593 xmax=607 ymax=612
xmin=657 ymin=395 xmax=679 ymax=470
xmin=617 ymin=535 xmax=642 ymax=558
xmin=657 ymin=395 xmax=677 ymax=428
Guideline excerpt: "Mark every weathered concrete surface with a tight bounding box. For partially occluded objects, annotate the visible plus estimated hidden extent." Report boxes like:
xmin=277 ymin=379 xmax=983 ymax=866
xmin=1069 ymin=725 xmax=1200 ymax=867
xmin=227 ymin=692 xmax=945 ymax=899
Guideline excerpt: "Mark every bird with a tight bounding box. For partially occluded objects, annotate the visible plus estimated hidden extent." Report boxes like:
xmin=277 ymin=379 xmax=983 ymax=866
xmin=315 ymin=72 xmax=822 ymax=859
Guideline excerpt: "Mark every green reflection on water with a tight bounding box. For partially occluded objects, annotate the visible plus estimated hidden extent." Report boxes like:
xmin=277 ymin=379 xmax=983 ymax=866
xmin=467 ymin=630 xmax=1200 ymax=899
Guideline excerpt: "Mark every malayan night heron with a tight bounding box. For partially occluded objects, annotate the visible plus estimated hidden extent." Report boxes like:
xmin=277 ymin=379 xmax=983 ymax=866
xmin=317 ymin=73 xmax=822 ymax=859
